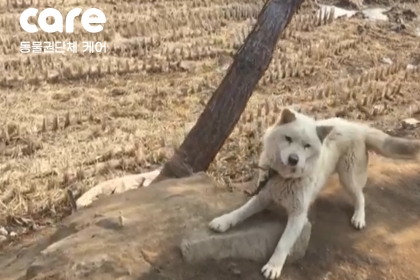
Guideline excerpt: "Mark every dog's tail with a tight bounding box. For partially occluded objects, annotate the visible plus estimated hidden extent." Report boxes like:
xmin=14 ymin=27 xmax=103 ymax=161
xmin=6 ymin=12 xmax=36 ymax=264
xmin=365 ymin=127 xmax=420 ymax=160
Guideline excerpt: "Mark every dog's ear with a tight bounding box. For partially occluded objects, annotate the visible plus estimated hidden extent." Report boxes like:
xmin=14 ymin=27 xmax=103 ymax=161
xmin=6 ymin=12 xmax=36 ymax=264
xmin=277 ymin=108 xmax=296 ymax=126
xmin=316 ymin=126 xmax=333 ymax=143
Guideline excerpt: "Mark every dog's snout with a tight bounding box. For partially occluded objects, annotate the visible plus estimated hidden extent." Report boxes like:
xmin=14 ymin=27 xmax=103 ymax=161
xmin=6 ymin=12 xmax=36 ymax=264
xmin=288 ymin=154 xmax=299 ymax=166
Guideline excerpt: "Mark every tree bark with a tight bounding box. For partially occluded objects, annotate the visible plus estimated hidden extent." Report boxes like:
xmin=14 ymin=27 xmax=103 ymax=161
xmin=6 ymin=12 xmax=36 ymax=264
xmin=152 ymin=0 xmax=305 ymax=183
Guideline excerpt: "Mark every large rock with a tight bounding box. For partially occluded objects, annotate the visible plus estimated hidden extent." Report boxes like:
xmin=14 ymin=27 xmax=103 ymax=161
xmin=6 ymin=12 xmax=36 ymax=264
xmin=3 ymin=155 xmax=420 ymax=280
xmin=3 ymin=172 xmax=311 ymax=280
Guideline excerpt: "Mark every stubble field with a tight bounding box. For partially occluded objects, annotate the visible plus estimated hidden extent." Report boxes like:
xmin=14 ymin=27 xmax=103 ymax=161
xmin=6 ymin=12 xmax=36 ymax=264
xmin=0 ymin=0 xmax=420 ymax=238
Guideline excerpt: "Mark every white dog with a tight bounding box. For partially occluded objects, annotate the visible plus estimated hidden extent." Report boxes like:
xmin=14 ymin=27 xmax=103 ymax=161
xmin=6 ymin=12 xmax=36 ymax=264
xmin=209 ymin=108 xmax=420 ymax=279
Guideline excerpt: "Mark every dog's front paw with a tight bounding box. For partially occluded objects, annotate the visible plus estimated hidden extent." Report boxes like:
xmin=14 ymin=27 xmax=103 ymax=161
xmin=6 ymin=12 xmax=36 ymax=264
xmin=208 ymin=214 xmax=235 ymax=233
xmin=261 ymin=262 xmax=284 ymax=279
xmin=351 ymin=210 xmax=365 ymax=230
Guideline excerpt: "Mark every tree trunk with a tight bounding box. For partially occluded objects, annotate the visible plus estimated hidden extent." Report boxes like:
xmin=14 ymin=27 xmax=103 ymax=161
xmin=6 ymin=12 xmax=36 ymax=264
xmin=152 ymin=0 xmax=305 ymax=183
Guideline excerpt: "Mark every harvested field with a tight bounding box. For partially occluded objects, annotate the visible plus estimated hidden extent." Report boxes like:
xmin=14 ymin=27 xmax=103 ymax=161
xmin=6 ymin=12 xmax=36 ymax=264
xmin=0 ymin=0 xmax=420 ymax=267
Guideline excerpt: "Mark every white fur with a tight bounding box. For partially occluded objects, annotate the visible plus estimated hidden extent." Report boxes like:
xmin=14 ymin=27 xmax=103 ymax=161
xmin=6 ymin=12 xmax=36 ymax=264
xmin=209 ymin=108 xmax=420 ymax=279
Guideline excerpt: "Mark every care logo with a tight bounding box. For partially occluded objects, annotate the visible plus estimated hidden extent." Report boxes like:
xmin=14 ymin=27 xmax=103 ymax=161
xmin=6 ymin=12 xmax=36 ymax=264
xmin=19 ymin=7 xmax=108 ymax=54
xmin=19 ymin=7 xmax=106 ymax=33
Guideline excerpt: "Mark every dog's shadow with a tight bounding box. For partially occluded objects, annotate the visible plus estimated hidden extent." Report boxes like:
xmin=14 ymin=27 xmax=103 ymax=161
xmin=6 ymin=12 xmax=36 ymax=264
xmin=284 ymin=159 xmax=420 ymax=279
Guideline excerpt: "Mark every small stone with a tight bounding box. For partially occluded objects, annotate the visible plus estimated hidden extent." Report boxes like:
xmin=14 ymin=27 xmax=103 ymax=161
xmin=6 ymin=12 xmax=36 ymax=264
xmin=30 ymin=223 xmax=40 ymax=231
xmin=217 ymin=54 xmax=233 ymax=72
xmin=381 ymin=57 xmax=392 ymax=65
xmin=0 ymin=235 xmax=7 ymax=243
xmin=407 ymin=64 xmax=418 ymax=70
xmin=228 ymin=262 xmax=241 ymax=275
xmin=20 ymin=217 xmax=33 ymax=226
xmin=118 ymin=211 xmax=125 ymax=227
xmin=402 ymin=118 xmax=420 ymax=127
xmin=178 ymin=61 xmax=195 ymax=72
xmin=9 ymin=231 xmax=17 ymax=237
xmin=0 ymin=226 xmax=8 ymax=236
xmin=109 ymin=87 xmax=127 ymax=96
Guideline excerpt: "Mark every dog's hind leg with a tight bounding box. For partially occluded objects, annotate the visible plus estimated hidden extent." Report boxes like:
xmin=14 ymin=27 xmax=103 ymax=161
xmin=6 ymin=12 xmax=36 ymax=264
xmin=208 ymin=191 xmax=271 ymax=233
xmin=337 ymin=144 xmax=369 ymax=230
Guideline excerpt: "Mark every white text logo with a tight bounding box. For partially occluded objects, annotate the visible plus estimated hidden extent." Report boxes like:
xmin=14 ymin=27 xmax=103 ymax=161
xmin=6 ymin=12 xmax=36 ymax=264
xmin=19 ymin=8 xmax=106 ymax=33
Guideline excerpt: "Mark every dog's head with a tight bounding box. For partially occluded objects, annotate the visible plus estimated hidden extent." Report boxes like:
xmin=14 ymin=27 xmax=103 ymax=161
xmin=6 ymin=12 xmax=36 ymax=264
xmin=263 ymin=108 xmax=333 ymax=179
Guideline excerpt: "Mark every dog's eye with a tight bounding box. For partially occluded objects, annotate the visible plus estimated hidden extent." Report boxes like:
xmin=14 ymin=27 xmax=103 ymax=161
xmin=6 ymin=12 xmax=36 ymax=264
xmin=285 ymin=136 xmax=292 ymax=143
xmin=304 ymin=144 xmax=311 ymax=149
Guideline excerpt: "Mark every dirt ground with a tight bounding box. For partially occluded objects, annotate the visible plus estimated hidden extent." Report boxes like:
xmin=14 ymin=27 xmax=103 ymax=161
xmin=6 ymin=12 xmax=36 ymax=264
xmin=0 ymin=0 xmax=420 ymax=278
xmin=1 ymin=157 xmax=420 ymax=280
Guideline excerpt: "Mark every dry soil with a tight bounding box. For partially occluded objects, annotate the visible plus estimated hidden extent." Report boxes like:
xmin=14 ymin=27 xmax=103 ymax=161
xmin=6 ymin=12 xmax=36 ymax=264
xmin=0 ymin=0 xmax=420 ymax=279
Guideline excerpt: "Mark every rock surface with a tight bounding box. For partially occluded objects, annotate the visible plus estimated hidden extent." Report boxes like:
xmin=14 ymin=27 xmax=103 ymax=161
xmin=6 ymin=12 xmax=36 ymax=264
xmin=6 ymin=172 xmax=308 ymax=280
xmin=181 ymin=217 xmax=311 ymax=264
xmin=2 ymin=155 xmax=420 ymax=280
